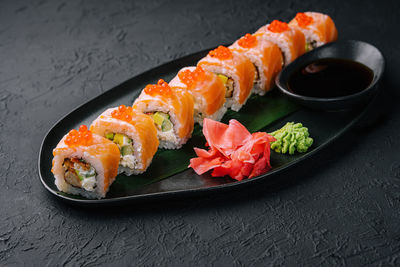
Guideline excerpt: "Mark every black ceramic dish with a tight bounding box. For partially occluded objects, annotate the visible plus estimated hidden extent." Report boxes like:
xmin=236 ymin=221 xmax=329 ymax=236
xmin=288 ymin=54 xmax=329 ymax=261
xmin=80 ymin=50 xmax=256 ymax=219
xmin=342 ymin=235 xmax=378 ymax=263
xmin=276 ymin=40 xmax=384 ymax=111
xmin=38 ymin=47 xmax=378 ymax=207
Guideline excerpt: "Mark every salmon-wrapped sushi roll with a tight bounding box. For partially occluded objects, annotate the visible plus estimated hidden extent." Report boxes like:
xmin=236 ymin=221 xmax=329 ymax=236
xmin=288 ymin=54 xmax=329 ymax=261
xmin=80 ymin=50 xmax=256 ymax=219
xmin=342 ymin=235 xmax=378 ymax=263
xmin=169 ymin=66 xmax=227 ymax=125
xmin=52 ymin=125 xmax=120 ymax=199
xmin=90 ymin=105 xmax=159 ymax=176
xmin=198 ymin=45 xmax=256 ymax=111
xmin=133 ymin=79 xmax=194 ymax=149
xmin=255 ymin=20 xmax=306 ymax=66
xmin=230 ymin=33 xmax=283 ymax=95
xmin=289 ymin=12 xmax=338 ymax=51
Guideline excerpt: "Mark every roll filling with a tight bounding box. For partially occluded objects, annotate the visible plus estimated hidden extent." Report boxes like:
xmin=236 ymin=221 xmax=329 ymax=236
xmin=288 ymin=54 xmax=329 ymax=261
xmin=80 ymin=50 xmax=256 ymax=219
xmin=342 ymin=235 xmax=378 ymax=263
xmin=105 ymin=133 xmax=138 ymax=170
xmin=147 ymin=111 xmax=177 ymax=144
xmin=217 ymin=74 xmax=234 ymax=98
xmin=305 ymin=40 xmax=318 ymax=52
xmin=63 ymin=158 xmax=97 ymax=191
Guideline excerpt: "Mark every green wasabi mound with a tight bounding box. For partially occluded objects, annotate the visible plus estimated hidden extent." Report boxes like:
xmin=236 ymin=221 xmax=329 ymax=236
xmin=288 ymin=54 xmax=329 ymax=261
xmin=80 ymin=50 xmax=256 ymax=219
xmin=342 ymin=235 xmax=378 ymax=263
xmin=269 ymin=122 xmax=313 ymax=155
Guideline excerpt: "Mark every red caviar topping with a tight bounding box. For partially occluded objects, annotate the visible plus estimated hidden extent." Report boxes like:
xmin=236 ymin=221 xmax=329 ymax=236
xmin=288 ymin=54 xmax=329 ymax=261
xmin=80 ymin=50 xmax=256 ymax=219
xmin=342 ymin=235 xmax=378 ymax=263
xmin=178 ymin=66 xmax=206 ymax=89
xmin=238 ymin=33 xmax=257 ymax=48
xmin=209 ymin=46 xmax=232 ymax=60
xmin=111 ymin=104 xmax=134 ymax=122
xmin=65 ymin=125 xmax=93 ymax=147
xmin=144 ymin=79 xmax=172 ymax=96
xmin=295 ymin=12 xmax=313 ymax=28
xmin=267 ymin=20 xmax=289 ymax=33
xmin=79 ymin=125 xmax=88 ymax=132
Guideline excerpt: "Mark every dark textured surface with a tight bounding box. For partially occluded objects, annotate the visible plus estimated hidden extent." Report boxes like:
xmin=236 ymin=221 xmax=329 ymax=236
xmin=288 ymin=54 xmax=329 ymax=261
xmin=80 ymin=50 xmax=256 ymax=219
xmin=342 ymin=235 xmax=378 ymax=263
xmin=1 ymin=0 xmax=400 ymax=265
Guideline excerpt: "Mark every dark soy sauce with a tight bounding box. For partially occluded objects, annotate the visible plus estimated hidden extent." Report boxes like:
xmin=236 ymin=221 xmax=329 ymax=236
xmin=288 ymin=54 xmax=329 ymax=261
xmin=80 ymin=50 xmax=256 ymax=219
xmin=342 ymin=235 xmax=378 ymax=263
xmin=288 ymin=58 xmax=374 ymax=98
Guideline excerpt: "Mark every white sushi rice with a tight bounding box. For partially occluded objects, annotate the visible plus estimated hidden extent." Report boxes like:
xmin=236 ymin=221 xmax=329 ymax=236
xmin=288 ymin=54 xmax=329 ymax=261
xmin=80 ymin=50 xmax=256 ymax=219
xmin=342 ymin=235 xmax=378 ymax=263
xmin=158 ymin=128 xmax=180 ymax=149
xmin=118 ymin=154 xmax=143 ymax=176
xmin=81 ymin=176 xmax=96 ymax=192
xmin=120 ymin=154 xmax=138 ymax=171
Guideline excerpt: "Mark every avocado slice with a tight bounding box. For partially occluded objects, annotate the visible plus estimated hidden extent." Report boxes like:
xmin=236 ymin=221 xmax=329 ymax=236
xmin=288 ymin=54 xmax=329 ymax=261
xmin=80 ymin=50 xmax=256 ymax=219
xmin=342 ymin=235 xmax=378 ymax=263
xmin=159 ymin=112 xmax=170 ymax=119
xmin=75 ymin=169 xmax=85 ymax=181
xmin=152 ymin=112 xmax=165 ymax=126
xmin=152 ymin=112 xmax=170 ymax=126
xmin=161 ymin=119 xmax=173 ymax=132
xmin=305 ymin=42 xmax=310 ymax=52
xmin=113 ymin=133 xmax=132 ymax=146
xmin=75 ymin=167 xmax=96 ymax=181
xmin=105 ymin=132 xmax=115 ymax=140
xmin=217 ymin=74 xmax=228 ymax=84
xmin=121 ymin=145 xmax=134 ymax=156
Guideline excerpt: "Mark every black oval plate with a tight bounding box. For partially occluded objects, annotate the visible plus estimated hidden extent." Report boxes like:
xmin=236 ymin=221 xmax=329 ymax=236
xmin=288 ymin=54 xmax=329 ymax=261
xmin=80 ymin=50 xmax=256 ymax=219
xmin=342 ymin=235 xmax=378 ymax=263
xmin=38 ymin=48 xmax=376 ymax=207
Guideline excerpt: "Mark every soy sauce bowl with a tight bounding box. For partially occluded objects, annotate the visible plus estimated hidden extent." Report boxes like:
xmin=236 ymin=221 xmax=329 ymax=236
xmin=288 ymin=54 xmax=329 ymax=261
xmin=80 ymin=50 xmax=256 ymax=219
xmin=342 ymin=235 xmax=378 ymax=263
xmin=275 ymin=40 xmax=385 ymax=111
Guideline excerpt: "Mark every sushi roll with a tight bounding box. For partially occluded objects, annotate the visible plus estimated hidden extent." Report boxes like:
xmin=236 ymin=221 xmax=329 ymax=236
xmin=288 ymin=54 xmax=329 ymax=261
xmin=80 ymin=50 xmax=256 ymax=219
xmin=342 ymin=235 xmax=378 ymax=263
xmin=254 ymin=20 xmax=306 ymax=66
xmin=198 ymin=45 xmax=256 ymax=111
xmin=90 ymin=105 xmax=159 ymax=176
xmin=133 ymin=79 xmax=194 ymax=149
xmin=289 ymin=12 xmax=338 ymax=51
xmin=169 ymin=66 xmax=227 ymax=125
xmin=230 ymin=33 xmax=283 ymax=95
xmin=51 ymin=125 xmax=120 ymax=199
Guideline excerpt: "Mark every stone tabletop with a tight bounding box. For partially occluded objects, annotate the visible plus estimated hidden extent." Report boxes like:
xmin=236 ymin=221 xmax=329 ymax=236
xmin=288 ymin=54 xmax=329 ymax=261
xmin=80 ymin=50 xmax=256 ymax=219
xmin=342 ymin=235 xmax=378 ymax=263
xmin=1 ymin=0 xmax=400 ymax=265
